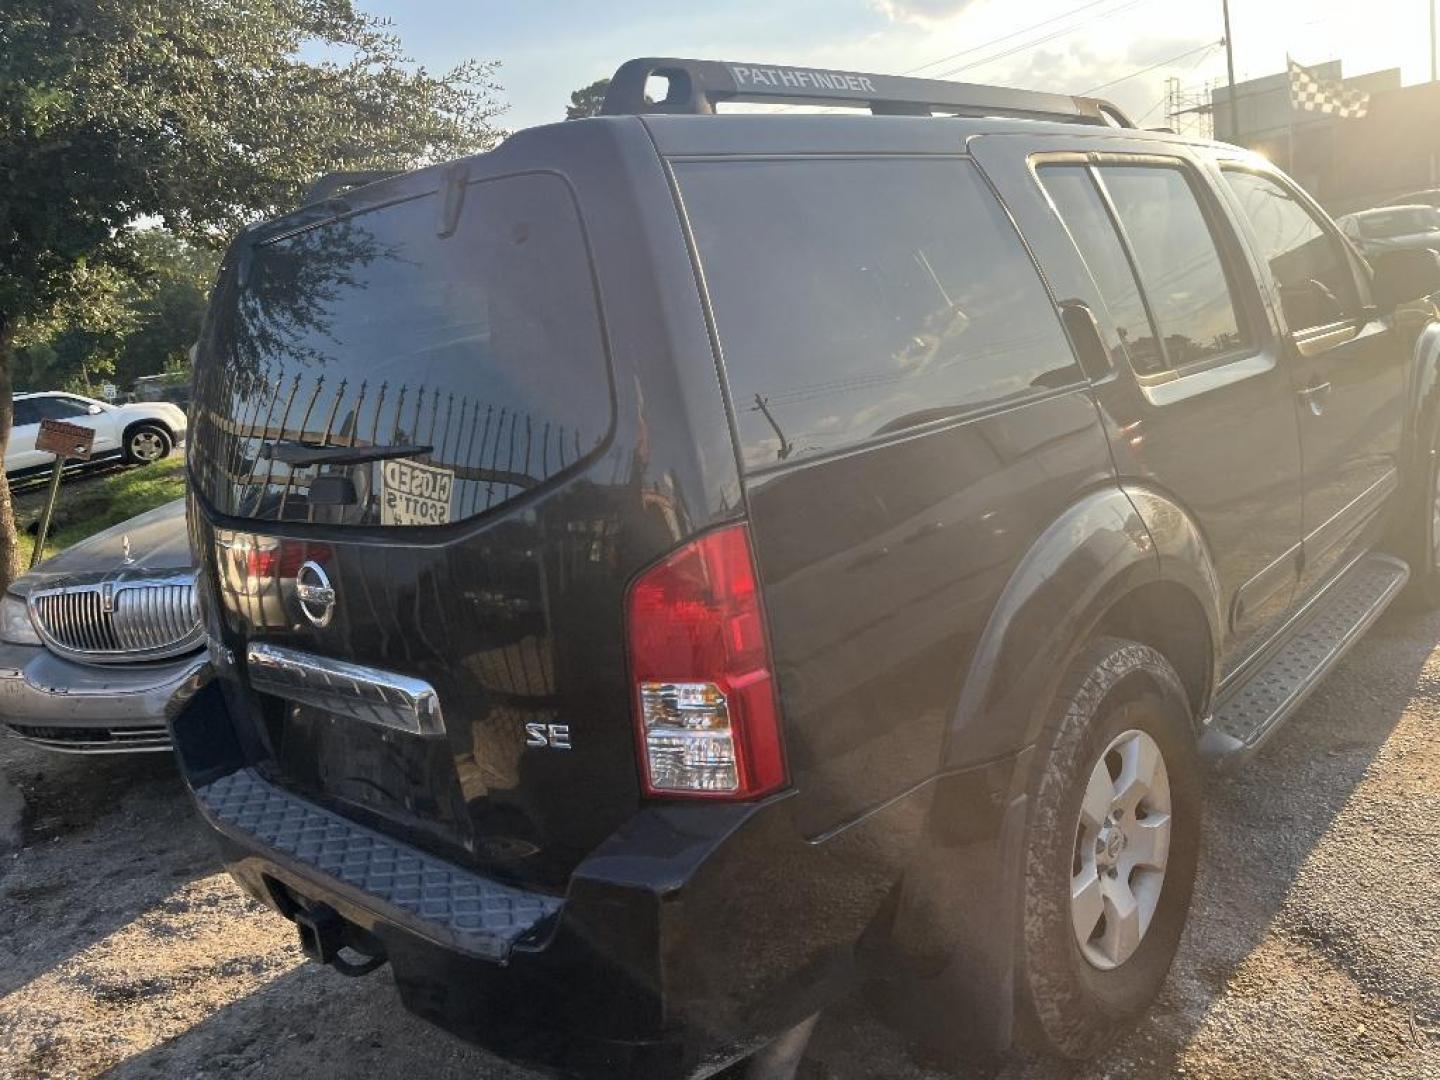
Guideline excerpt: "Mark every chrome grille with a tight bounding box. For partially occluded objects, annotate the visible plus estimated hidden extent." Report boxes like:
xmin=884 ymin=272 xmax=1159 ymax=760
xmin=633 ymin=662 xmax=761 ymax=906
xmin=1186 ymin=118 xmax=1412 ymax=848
xmin=30 ymin=576 xmax=203 ymax=662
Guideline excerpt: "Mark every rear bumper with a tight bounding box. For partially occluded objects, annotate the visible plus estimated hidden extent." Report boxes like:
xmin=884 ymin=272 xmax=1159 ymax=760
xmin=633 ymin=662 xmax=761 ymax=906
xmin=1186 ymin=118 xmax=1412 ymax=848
xmin=0 ymin=642 xmax=209 ymax=753
xmin=171 ymin=686 xmax=1022 ymax=1078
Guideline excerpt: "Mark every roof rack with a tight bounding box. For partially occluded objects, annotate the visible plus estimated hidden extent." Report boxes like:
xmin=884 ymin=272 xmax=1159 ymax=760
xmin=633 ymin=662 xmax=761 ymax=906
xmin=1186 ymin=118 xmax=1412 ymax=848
xmin=600 ymin=57 xmax=1133 ymax=127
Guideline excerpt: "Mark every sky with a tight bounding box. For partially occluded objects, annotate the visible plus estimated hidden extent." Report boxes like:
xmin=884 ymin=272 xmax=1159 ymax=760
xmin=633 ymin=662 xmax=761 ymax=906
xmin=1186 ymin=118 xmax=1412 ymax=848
xmin=353 ymin=0 xmax=1434 ymax=132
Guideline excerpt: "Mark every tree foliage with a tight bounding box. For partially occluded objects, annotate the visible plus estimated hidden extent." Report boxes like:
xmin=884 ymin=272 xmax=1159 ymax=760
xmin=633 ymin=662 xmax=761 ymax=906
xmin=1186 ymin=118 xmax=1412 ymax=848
xmin=13 ymin=231 xmax=218 ymax=395
xmin=0 ymin=0 xmax=505 ymax=585
xmin=566 ymin=78 xmax=610 ymax=119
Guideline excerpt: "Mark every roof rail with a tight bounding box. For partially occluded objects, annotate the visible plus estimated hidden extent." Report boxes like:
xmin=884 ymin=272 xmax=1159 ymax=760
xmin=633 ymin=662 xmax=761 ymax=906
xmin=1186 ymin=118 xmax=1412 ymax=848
xmin=600 ymin=57 xmax=1132 ymax=127
xmin=301 ymin=170 xmax=402 ymax=206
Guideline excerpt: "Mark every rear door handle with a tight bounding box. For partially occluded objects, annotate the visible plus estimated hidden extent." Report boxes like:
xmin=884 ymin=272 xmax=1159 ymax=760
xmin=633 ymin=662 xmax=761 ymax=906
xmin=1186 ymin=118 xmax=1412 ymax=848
xmin=1298 ymin=381 xmax=1332 ymax=415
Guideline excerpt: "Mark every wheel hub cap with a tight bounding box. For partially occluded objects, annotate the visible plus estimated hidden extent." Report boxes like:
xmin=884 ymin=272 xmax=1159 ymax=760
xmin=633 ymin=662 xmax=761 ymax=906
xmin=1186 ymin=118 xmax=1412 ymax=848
xmin=1096 ymin=821 xmax=1127 ymax=865
xmin=1070 ymin=728 xmax=1172 ymax=971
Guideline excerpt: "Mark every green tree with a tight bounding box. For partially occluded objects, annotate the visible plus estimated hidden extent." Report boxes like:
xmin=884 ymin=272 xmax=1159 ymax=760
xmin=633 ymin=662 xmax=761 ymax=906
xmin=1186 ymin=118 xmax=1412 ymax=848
xmin=13 ymin=230 xmax=219 ymax=395
xmin=112 ymin=231 xmax=219 ymax=390
xmin=566 ymin=78 xmax=610 ymax=119
xmin=0 ymin=0 xmax=504 ymax=586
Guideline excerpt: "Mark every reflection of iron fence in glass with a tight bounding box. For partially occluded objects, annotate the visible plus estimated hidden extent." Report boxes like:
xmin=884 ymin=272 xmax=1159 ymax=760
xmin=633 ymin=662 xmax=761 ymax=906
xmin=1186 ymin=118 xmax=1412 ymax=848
xmin=198 ymin=367 xmax=598 ymax=522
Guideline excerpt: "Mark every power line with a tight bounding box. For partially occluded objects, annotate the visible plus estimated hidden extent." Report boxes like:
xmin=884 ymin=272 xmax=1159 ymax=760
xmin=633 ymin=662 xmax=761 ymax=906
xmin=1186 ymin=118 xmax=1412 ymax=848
xmin=929 ymin=0 xmax=1152 ymax=81
xmin=1082 ymin=40 xmax=1222 ymax=95
xmin=760 ymin=0 xmax=1153 ymax=111
xmin=1135 ymin=95 xmax=1168 ymax=125
xmin=901 ymin=0 xmax=1133 ymax=76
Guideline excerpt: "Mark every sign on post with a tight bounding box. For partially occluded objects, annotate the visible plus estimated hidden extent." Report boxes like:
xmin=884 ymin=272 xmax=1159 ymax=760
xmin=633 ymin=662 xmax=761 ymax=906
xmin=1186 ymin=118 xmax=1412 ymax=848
xmin=35 ymin=420 xmax=96 ymax=462
xmin=30 ymin=420 xmax=97 ymax=567
xmin=100 ymin=382 xmax=118 ymax=402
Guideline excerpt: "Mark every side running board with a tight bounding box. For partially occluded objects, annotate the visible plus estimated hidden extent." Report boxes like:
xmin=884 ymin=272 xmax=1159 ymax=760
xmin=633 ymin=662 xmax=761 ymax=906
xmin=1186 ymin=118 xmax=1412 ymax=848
xmin=1202 ymin=553 xmax=1409 ymax=763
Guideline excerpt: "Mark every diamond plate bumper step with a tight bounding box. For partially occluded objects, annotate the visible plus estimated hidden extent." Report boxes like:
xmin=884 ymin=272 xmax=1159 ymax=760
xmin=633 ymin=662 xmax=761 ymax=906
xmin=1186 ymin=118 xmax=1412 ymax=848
xmin=1205 ymin=553 xmax=1408 ymax=762
xmin=195 ymin=768 xmax=562 ymax=962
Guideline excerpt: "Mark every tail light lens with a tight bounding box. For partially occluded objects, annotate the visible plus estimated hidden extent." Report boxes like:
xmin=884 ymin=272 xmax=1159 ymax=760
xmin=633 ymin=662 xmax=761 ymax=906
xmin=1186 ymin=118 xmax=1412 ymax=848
xmin=626 ymin=524 xmax=787 ymax=799
xmin=214 ymin=530 xmax=330 ymax=596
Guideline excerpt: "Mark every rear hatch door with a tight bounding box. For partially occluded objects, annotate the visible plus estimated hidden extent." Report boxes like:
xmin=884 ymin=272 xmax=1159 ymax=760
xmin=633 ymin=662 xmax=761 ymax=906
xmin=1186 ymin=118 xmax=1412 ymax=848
xmin=190 ymin=168 xmax=634 ymax=889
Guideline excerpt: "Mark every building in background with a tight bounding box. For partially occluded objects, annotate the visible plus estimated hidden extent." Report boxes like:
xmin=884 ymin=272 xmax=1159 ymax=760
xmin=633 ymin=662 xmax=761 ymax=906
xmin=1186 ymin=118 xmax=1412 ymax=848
xmin=1208 ymin=61 xmax=1440 ymax=214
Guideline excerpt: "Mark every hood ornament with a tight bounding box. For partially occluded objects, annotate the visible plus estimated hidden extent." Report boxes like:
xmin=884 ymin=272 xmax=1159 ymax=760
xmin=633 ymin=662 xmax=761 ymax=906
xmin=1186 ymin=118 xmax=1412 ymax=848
xmin=121 ymin=534 xmax=134 ymax=565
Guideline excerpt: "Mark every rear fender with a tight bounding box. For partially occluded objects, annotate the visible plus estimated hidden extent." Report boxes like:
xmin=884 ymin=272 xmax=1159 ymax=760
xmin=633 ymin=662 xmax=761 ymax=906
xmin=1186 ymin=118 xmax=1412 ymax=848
xmin=943 ymin=485 xmax=1166 ymax=771
xmin=884 ymin=484 xmax=1221 ymax=1054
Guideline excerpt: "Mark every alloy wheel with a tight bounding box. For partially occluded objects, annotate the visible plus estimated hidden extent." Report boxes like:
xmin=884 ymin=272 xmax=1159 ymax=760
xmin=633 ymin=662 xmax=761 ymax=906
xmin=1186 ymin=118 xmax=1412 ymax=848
xmin=130 ymin=430 xmax=166 ymax=462
xmin=1070 ymin=728 xmax=1172 ymax=971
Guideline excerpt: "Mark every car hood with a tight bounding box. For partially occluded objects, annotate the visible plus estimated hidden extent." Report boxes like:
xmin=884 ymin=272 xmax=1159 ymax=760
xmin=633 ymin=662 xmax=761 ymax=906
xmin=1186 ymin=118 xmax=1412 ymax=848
xmin=11 ymin=499 xmax=192 ymax=597
xmin=1367 ymin=231 xmax=1440 ymax=250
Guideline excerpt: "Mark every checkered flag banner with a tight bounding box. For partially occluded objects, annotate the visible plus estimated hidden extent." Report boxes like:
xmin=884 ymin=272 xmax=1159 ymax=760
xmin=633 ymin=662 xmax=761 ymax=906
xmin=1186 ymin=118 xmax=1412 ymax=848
xmin=1288 ymin=57 xmax=1370 ymax=118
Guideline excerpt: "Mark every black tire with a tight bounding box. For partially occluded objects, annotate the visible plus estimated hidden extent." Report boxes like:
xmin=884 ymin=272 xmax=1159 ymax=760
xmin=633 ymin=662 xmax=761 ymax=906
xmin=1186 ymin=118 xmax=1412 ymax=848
xmin=1016 ymin=637 xmax=1201 ymax=1059
xmin=1399 ymin=424 xmax=1440 ymax=609
xmin=123 ymin=422 xmax=173 ymax=465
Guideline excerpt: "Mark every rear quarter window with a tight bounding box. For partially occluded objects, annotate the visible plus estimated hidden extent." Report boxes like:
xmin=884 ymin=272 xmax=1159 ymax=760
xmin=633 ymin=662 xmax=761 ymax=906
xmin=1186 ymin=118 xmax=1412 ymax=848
xmin=674 ymin=156 xmax=1079 ymax=469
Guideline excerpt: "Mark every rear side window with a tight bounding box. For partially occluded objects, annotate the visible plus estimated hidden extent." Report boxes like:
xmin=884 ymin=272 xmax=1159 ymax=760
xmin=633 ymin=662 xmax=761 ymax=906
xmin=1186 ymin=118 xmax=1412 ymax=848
xmin=193 ymin=173 xmax=611 ymax=525
xmin=35 ymin=397 xmax=93 ymax=421
xmin=1221 ymin=169 xmax=1362 ymax=332
xmin=675 ymin=157 xmax=1078 ymax=469
xmin=1097 ymin=165 xmax=1249 ymax=371
xmin=13 ymin=400 xmax=38 ymax=427
xmin=1041 ymin=166 xmax=1164 ymax=375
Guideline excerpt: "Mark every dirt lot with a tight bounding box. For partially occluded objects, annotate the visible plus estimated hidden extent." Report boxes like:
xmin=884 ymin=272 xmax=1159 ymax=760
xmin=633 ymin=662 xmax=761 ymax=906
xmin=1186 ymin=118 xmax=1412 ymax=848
xmin=1 ymin=603 xmax=1437 ymax=1080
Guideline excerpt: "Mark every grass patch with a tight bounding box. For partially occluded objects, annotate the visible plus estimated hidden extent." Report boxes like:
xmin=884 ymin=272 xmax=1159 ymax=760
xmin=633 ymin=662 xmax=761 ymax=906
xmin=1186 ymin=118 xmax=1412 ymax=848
xmin=13 ymin=457 xmax=187 ymax=567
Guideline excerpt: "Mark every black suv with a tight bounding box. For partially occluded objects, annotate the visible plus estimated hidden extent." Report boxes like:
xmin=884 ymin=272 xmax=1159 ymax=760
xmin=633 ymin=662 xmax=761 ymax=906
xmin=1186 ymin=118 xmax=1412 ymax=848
xmin=177 ymin=58 xmax=1440 ymax=1079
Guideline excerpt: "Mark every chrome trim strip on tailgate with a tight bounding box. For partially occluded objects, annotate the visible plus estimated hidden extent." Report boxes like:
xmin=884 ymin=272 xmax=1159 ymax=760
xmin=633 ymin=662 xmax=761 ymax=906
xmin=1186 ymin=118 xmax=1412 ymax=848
xmin=245 ymin=643 xmax=445 ymax=737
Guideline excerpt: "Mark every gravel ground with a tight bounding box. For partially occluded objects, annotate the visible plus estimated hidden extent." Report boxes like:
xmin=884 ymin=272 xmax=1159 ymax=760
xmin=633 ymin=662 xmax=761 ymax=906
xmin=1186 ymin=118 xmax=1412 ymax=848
xmin=1 ymin=603 xmax=1437 ymax=1080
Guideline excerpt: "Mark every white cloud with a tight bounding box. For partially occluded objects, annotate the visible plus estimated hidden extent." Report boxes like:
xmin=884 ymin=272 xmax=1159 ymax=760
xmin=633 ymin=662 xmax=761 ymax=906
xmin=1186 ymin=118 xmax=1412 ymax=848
xmin=871 ymin=0 xmax=980 ymax=25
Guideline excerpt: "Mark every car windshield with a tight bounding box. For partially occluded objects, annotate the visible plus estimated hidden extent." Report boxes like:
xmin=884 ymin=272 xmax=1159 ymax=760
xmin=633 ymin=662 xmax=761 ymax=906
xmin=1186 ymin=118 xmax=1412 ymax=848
xmin=1360 ymin=207 xmax=1440 ymax=238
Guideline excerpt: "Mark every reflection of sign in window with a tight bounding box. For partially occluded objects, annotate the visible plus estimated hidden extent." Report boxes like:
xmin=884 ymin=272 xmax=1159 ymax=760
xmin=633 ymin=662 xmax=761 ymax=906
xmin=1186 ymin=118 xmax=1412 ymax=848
xmin=36 ymin=420 xmax=96 ymax=461
xmin=381 ymin=458 xmax=454 ymax=525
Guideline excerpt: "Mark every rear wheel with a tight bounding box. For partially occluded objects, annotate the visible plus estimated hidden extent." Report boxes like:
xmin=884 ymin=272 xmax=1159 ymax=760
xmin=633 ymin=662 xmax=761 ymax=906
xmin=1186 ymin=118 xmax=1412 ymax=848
xmin=1017 ymin=637 xmax=1201 ymax=1059
xmin=123 ymin=423 xmax=172 ymax=465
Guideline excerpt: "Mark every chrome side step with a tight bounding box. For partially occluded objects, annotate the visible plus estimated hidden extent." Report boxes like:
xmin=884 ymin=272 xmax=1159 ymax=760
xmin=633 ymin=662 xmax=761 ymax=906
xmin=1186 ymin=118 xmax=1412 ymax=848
xmin=1202 ymin=553 xmax=1408 ymax=763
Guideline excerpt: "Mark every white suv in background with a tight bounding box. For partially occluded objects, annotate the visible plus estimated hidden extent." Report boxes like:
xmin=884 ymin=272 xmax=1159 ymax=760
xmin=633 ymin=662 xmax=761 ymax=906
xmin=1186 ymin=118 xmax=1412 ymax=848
xmin=7 ymin=392 xmax=188 ymax=477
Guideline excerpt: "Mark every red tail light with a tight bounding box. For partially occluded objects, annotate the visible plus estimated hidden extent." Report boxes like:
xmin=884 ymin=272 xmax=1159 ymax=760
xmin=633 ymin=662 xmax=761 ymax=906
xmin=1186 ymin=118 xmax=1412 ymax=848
xmin=625 ymin=523 xmax=787 ymax=799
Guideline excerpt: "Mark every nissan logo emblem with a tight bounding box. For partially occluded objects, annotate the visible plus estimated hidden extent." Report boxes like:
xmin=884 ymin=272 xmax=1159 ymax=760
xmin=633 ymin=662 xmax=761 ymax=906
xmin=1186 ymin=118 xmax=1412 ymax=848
xmin=295 ymin=560 xmax=336 ymax=628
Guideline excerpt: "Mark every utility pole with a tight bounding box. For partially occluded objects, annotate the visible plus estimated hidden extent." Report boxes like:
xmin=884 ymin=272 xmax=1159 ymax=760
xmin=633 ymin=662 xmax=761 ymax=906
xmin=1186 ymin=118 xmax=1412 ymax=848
xmin=1221 ymin=0 xmax=1238 ymax=141
xmin=1431 ymin=0 xmax=1437 ymax=82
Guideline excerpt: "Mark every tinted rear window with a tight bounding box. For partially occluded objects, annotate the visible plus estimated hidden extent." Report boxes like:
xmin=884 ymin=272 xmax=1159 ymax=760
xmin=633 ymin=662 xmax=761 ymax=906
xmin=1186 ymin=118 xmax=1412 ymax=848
xmin=1097 ymin=165 xmax=1249 ymax=371
xmin=192 ymin=173 xmax=610 ymax=525
xmin=676 ymin=157 xmax=1078 ymax=469
xmin=1041 ymin=165 xmax=1165 ymax=375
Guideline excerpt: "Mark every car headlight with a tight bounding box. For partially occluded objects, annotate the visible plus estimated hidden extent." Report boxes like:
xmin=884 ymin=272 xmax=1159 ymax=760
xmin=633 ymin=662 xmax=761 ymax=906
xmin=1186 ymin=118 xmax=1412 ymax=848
xmin=0 ymin=592 xmax=41 ymax=646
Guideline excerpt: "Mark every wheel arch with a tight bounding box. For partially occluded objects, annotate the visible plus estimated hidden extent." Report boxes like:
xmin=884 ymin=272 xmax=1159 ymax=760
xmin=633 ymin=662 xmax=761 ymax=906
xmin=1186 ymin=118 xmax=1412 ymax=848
xmin=941 ymin=483 xmax=1221 ymax=773
xmin=121 ymin=416 xmax=176 ymax=457
xmin=122 ymin=415 xmax=175 ymax=438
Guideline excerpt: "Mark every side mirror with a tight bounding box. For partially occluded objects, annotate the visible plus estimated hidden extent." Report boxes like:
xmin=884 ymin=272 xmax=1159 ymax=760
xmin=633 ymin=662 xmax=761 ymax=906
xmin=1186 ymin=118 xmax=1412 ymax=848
xmin=1371 ymin=247 xmax=1440 ymax=309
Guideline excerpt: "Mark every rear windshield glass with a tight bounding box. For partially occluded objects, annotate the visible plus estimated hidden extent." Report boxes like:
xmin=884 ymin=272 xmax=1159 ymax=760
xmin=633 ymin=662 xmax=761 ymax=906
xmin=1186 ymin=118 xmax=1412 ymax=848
xmin=675 ymin=157 xmax=1078 ymax=470
xmin=192 ymin=172 xmax=611 ymax=526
